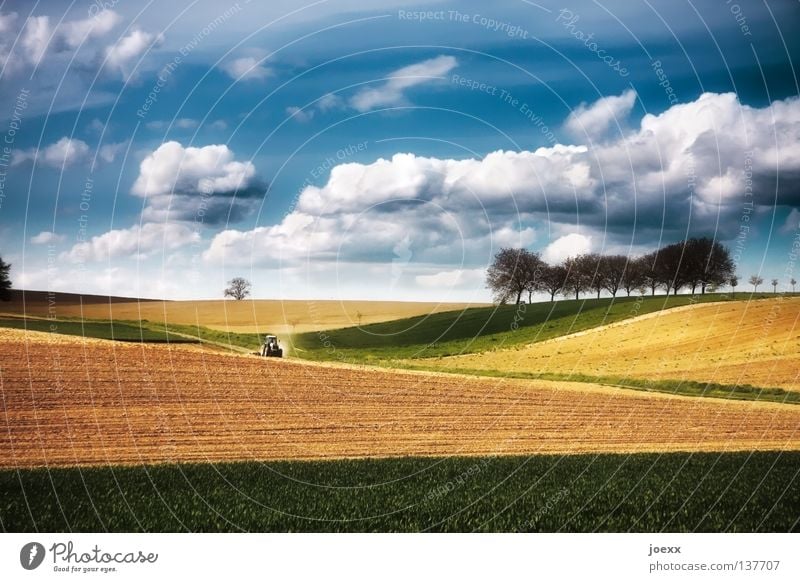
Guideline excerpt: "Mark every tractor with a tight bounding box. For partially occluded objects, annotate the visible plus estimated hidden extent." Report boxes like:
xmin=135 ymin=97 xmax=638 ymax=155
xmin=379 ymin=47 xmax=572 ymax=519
xmin=261 ymin=334 xmax=283 ymax=357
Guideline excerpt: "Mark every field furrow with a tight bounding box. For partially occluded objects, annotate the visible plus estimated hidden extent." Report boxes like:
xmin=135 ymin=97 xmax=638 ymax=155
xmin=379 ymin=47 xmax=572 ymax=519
xmin=1 ymin=328 xmax=799 ymax=468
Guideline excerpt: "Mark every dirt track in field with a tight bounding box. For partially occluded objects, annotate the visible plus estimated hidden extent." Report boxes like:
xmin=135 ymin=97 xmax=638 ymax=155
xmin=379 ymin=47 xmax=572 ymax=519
xmin=1 ymin=327 xmax=799 ymax=468
xmin=428 ymin=298 xmax=800 ymax=391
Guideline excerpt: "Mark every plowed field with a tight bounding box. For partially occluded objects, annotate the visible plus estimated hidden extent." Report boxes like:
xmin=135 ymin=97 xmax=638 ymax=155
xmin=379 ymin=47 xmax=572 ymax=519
xmin=1 ymin=328 xmax=798 ymax=468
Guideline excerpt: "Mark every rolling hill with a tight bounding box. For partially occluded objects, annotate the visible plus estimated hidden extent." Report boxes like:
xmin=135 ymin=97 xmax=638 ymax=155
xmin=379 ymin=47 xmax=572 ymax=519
xmin=423 ymin=296 xmax=800 ymax=393
xmin=1 ymin=289 xmax=486 ymax=335
xmin=291 ymin=293 xmax=773 ymax=361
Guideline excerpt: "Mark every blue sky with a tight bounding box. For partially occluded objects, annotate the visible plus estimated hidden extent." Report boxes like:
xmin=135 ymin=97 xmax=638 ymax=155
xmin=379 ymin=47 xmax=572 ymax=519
xmin=1 ymin=0 xmax=799 ymax=300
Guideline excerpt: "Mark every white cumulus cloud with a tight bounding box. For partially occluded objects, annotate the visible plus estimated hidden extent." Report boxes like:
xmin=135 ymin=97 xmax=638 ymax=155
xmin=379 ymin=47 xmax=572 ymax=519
xmin=349 ymin=55 xmax=458 ymax=112
xmin=203 ymin=92 xmax=800 ymax=280
xmin=30 ymin=231 xmax=66 ymax=245
xmin=105 ymin=28 xmax=161 ymax=78
xmin=62 ymin=222 xmax=200 ymax=263
xmin=542 ymin=233 xmax=593 ymax=263
xmin=220 ymin=56 xmax=271 ymax=81
xmin=286 ymin=106 xmax=314 ymax=123
xmin=564 ymin=89 xmax=637 ymax=141
xmin=132 ymin=141 xmax=263 ymax=224
xmin=14 ymin=137 xmax=90 ymax=168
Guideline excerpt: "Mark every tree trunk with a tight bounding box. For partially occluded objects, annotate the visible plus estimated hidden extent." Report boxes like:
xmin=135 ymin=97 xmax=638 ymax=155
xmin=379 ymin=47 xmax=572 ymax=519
xmin=516 ymin=289 xmax=522 ymax=304
xmin=575 ymin=288 xmax=579 ymax=301
xmin=550 ymin=291 xmax=555 ymax=302
xmin=528 ymin=290 xmax=532 ymax=304
xmin=701 ymin=282 xmax=706 ymax=294
xmin=596 ymin=288 xmax=600 ymax=299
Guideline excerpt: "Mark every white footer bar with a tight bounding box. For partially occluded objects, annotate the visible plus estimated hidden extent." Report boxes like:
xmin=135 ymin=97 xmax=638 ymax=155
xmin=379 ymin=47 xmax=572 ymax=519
xmin=1 ymin=533 xmax=796 ymax=581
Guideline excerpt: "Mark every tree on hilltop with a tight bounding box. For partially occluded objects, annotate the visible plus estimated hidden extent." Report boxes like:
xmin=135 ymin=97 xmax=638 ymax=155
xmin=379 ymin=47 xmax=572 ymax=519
xmin=748 ymin=275 xmax=763 ymax=293
xmin=224 ymin=277 xmax=252 ymax=300
xmin=486 ymin=248 xmax=543 ymax=305
xmin=0 ymin=257 xmax=11 ymax=301
xmin=539 ymin=264 xmax=568 ymax=302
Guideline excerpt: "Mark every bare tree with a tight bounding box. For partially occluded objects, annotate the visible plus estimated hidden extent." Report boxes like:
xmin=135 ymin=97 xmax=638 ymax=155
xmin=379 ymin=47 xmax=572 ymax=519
xmin=600 ymin=254 xmax=628 ymax=298
xmin=771 ymin=278 xmax=779 ymax=293
xmin=224 ymin=277 xmax=252 ymax=300
xmin=563 ymin=255 xmax=594 ymax=300
xmin=748 ymin=275 xmax=763 ymax=293
xmin=621 ymin=257 xmax=646 ymax=297
xmin=486 ymin=248 xmax=542 ymax=305
xmin=0 ymin=256 xmax=10 ymax=301
xmin=581 ymin=254 xmax=606 ymax=299
xmin=524 ymin=254 xmax=547 ymax=304
xmin=539 ymin=264 xmax=568 ymax=302
xmin=702 ymin=238 xmax=734 ymax=294
xmin=656 ymin=242 xmax=690 ymax=296
xmin=682 ymin=237 xmax=734 ymax=294
xmin=640 ymin=252 xmax=660 ymax=296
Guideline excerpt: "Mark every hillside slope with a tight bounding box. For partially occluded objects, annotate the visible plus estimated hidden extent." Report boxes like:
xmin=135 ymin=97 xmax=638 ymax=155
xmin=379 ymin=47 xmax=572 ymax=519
xmin=3 ymin=326 xmax=798 ymax=468
xmin=292 ymin=294 xmax=772 ymax=361
xmin=1 ymin=290 xmax=485 ymax=334
xmin=425 ymin=297 xmax=800 ymax=391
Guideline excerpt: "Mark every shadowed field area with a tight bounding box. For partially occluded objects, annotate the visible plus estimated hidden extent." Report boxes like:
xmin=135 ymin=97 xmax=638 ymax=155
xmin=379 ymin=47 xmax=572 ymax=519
xmin=1 ymin=452 xmax=797 ymax=532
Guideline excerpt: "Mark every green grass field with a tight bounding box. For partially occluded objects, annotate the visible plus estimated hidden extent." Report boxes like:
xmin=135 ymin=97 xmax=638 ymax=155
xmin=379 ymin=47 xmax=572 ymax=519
xmin=291 ymin=293 xmax=771 ymax=362
xmin=0 ymin=317 xmax=197 ymax=343
xmin=0 ymin=317 xmax=266 ymax=350
xmin=1 ymin=452 xmax=797 ymax=532
xmin=149 ymin=321 xmax=263 ymax=352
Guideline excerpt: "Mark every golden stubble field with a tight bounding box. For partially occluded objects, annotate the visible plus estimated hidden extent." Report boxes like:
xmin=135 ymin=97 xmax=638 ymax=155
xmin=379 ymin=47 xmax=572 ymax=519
xmin=2 ymin=327 xmax=799 ymax=469
xmin=2 ymin=291 xmax=486 ymax=334
xmin=429 ymin=298 xmax=800 ymax=391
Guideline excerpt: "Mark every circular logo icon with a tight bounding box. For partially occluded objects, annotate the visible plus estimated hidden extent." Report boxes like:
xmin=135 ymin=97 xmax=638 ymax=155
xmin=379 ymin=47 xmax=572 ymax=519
xmin=20 ymin=542 xmax=45 ymax=570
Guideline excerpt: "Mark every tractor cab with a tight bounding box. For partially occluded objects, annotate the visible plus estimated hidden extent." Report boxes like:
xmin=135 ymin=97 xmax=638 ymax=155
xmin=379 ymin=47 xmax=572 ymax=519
xmin=261 ymin=335 xmax=283 ymax=357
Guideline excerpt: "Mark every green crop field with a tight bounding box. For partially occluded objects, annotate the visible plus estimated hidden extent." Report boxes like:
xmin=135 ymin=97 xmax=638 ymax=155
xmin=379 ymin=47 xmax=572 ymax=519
xmin=0 ymin=317 xmax=197 ymax=343
xmin=291 ymin=293 xmax=769 ymax=362
xmin=0 ymin=317 xmax=267 ymax=350
xmin=148 ymin=321 xmax=264 ymax=352
xmin=1 ymin=452 xmax=797 ymax=532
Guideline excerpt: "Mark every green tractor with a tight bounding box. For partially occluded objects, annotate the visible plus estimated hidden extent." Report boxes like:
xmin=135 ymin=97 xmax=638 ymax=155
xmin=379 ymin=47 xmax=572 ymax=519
xmin=261 ymin=334 xmax=283 ymax=357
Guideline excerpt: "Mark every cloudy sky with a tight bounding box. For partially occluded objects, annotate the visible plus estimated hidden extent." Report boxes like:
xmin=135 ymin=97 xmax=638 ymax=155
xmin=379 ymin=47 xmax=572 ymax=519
xmin=1 ymin=0 xmax=799 ymax=301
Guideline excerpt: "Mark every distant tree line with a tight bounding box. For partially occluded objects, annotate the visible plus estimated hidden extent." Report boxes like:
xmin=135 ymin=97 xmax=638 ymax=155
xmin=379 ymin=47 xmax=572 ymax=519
xmin=486 ymin=238 xmax=738 ymax=304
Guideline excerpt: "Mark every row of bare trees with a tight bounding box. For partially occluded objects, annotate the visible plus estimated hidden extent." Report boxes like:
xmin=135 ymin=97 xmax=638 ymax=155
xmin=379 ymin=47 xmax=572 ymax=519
xmin=487 ymin=237 xmax=737 ymax=304
xmin=747 ymin=275 xmax=797 ymax=294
